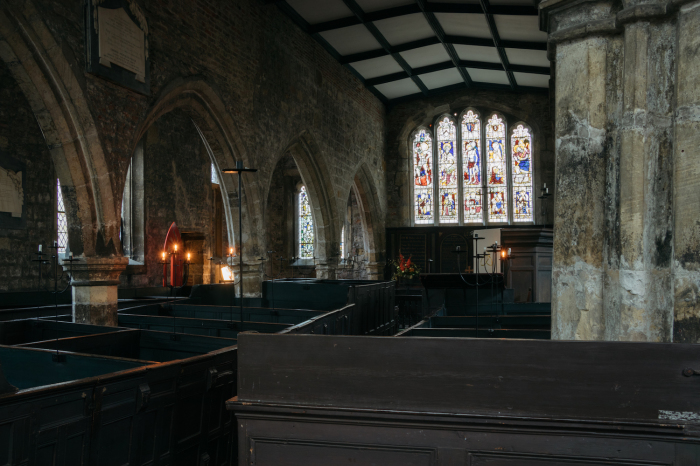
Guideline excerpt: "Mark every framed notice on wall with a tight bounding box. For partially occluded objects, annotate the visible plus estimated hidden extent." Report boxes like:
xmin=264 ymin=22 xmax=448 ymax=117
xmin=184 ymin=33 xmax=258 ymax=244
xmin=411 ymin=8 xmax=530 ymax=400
xmin=0 ymin=150 xmax=27 ymax=230
xmin=85 ymin=0 xmax=150 ymax=95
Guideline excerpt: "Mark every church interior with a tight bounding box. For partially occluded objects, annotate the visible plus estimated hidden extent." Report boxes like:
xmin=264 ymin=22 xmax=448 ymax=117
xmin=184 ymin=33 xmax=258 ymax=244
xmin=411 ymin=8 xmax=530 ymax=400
xmin=0 ymin=0 xmax=699 ymax=464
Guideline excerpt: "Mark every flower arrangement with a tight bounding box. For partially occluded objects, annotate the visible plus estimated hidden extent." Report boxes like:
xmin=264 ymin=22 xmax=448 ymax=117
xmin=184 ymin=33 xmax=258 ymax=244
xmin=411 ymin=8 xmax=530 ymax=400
xmin=390 ymin=253 xmax=421 ymax=280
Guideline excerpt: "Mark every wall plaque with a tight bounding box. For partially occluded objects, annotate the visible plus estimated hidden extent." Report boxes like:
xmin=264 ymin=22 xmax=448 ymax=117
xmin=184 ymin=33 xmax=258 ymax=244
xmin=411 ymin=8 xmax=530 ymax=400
xmin=85 ymin=0 xmax=150 ymax=95
xmin=0 ymin=150 xmax=26 ymax=229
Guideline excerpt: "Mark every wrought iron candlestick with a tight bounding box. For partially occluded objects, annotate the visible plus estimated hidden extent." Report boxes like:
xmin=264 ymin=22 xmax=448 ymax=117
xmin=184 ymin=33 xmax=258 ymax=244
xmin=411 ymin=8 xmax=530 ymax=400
xmin=221 ymin=162 xmax=258 ymax=330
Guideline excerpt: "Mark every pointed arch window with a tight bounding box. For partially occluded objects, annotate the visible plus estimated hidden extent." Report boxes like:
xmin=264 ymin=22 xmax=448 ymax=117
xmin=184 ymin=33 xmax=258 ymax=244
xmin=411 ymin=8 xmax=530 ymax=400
xmin=413 ymin=129 xmax=433 ymax=224
xmin=298 ymin=186 xmax=314 ymax=258
xmin=462 ymin=110 xmax=482 ymax=223
xmin=57 ymin=178 xmax=68 ymax=254
xmin=486 ymin=114 xmax=507 ymax=222
xmin=410 ymin=110 xmax=535 ymax=226
xmin=437 ymin=117 xmax=458 ymax=224
xmin=511 ymin=125 xmax=533 ymax=222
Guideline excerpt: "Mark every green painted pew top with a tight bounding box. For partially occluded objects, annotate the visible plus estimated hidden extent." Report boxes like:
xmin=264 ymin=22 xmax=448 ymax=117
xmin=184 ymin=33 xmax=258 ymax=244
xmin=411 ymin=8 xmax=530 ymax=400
xmin=427 ymin=315 xmax=551 ymax=329
xmin=0 ymin=345 xmax=150 ymax=391
xmin=24 ymin=329 xmax=237 ymax=363
xmin=0 ymin=320 xmax=128 ymax=346
xmin=398 ymin=327 xmax=551 ymax=339
xmin=117 ymin=313 xmax=291 ymax=336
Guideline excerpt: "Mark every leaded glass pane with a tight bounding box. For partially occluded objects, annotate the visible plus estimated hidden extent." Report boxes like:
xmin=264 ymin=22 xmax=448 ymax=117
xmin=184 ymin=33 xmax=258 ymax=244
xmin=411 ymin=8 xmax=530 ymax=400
xmin=340 ymin=225 xmax=345 ymax=258
xmin=486 ymin=115 xmax=507 ymax=222
xmin=488 ymin=187 xmax=508 ymax=222
xmin=437 ymin=117 xmax=457 ymax=223
xmin=57 ymin=179 xmax=68 ymax=254
xmin=413 ymin=129 xmax=433 ymax=224
xmin=511 ymin=125 xmax=533 ymax=222
xmin=299 ymin=186 xmax=314 ymax=258
xmin=462 ymin=111 xmax=482 ymax=223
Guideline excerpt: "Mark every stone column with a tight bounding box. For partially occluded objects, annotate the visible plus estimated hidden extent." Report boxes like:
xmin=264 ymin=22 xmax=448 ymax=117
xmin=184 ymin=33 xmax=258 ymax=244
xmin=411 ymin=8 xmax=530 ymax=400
xmin=540 ymin=0 xmax=623 ymax=340
xmin=615 ymin=3 xmax=676 ymax=341
xmin=315 ymin=262 xmax=337 ymax=280
xmin=64 ymin=256 xmax=128 ymax=326
xmin=240 ymin=258 xmax=263 ymax=298
xmin=365 ymin=261 xmax=386 ymax=280
xmin=672 ymin=0 xmax=700 ymax=342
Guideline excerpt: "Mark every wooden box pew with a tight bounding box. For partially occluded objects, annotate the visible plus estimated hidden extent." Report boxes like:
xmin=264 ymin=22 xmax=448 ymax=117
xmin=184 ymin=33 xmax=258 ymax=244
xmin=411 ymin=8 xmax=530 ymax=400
xmin=396 ymin=326 xmax=551 ymax=339
xmin=279 ymin=304 xmax=356 ymax=336
xmin=228 ymin=333 xmax=700 ymax=466
xmin=428 ymin=315 xmax=551 ymax=330
xmin=0 ymin=343 xmax=238 ymax=465
xmin=445 ymin=302 xmax=552 ymax=316
xmin=117 ymin=313 xmax=291 ymax=339
xmin=0 ymin=319 xmax=128 ymax=346
xmin=165 ymin=304 xmax=326 ymax=325
xmin=20 ymin=329 xmax=236 ymax=363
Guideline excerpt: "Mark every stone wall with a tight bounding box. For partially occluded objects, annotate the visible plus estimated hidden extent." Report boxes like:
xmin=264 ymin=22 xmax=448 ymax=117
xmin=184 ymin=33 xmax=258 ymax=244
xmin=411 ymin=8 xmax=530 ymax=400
xmin=540 ymin=0 xmax=700 ymax=342
xmin=0 ymin=60 xmax=60 ymax=292
xmin=1 ymin=0 xmax=386 ymax=304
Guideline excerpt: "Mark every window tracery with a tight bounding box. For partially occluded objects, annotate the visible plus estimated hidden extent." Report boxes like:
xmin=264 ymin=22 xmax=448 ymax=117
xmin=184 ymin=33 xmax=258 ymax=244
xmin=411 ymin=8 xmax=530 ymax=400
xmin=298 ymin=186 xmax=314 ymax=258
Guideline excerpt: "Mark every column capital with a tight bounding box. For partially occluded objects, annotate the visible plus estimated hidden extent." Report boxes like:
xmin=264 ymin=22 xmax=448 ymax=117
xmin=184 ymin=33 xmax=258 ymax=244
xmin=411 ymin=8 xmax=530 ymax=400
xmin=62 ymin=256 xmax=129 ymax=286
xmin=539 ymin=0 xmax=622 ymax=48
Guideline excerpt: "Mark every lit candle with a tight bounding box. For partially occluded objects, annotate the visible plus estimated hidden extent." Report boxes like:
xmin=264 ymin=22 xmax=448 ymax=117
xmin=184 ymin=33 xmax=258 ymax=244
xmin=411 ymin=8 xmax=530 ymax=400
xmin=230 ymin=247 xmax=233 ymax=256
xmin=174 ymin=244 xmax=178 ymax=252
xmin=162 ymin=251 xmax=165 ymax=260
xmin=187 ymin=252 xmax=191 ymax=261
xmin=501 ymin=250 xmax=506 ymax=258
xmin=38 ymin=244 xmax=42 ymax=252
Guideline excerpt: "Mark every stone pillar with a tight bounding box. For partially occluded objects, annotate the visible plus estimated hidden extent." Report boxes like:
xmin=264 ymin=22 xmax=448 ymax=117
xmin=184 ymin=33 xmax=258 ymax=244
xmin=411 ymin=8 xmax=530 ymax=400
xmin=240 ymin=258 xmax=263 ymax=298
xmin=673 ymin=0 xmax=700 ymax=342
xmin=616 ymin=4 xmax=676 ymax=341
xmin=315 ymin=262 xmax=337 ymax=280
xmin=64 ymin=256 xmax=128 ymax=326
xmin=540 ymin=0 xmax=623 ymax=340
xmin=365 ymin=261 xmax=386 ymax=281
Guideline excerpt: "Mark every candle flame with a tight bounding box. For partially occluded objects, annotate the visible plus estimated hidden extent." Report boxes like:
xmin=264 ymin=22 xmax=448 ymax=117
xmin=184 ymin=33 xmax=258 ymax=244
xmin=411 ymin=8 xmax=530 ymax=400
xmin=174 ymin=244 xmax=178 ymax=252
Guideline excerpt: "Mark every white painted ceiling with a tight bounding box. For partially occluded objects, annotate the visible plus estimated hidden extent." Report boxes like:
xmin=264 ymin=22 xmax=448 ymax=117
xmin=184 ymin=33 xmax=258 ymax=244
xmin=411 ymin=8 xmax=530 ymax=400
xmin=279 ymin=0 xmax=550 ymax=103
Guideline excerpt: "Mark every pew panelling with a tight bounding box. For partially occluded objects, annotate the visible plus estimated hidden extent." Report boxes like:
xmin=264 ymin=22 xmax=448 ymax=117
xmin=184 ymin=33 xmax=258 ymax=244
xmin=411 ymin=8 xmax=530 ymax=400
xmin=229 ymin=333 xmax=700 ymax=466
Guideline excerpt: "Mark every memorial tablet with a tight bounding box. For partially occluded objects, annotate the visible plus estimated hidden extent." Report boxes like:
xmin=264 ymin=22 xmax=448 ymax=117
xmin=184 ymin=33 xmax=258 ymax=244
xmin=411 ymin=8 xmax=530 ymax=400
xmin=85 ymin=0 xmax=150 ymax=95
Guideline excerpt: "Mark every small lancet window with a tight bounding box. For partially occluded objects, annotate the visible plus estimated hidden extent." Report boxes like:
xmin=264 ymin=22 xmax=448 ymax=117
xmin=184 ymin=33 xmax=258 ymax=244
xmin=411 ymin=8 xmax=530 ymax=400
xmin=340 ymin=225 xmax=345 ymax=259
xmin=57 ymin=178 xmax=68 ymax=254
xmin=486 ymin=114 xmax=507 ymax=222
xmin=511 ymin=125 xmax=533 ymax=222
xmin=462 ymin=111 xmax=483 ymax=223
xmin=211 ymin=163 xmax=219 ymax=184
xmin=299 ymin=186 xmax=314 ymax=258
xmin=437 ymin=117 xmax=457 ymax=224
xmin=413 ymin=129 xmax=433 ymax=224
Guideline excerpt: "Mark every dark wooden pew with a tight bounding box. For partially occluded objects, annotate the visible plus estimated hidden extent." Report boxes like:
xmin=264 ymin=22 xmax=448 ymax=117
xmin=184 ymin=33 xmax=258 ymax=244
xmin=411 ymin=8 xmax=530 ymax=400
xmin=117 ymin=313 xmax=290 ymax=338
xmin=397 ymin=327 xmax=551 ymax=339
xmin=0 ymin=319 xmax=128 ymax=345
xmin=228 ymin=333 xmax=700 ymax=466
xmin=22 ymin=329 xmax=236 ymax=362
xmin=428 ymin=315 xmax=551 ymax=329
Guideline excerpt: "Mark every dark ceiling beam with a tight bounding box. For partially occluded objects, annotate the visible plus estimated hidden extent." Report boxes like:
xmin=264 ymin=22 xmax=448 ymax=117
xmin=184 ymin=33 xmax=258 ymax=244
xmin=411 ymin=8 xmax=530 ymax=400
xmin=339 ymin=36 xmax=547 ymax=65
xmin=362 ymin=59 xmax=549 ymax=86
xmin=387 ymin=81 xmax=548 ymax=107
xmin=341 ymin=0 xmax=429 ymax=95
xmin=416 ymin=0 xmax=473 ymax=88
xmin=274 ymin=1 xmax=389 ymax=105
xmin=478 ymin=0 xmax=517 ymax=89
xmin=307 ymin=1 xmax=537 ymax=33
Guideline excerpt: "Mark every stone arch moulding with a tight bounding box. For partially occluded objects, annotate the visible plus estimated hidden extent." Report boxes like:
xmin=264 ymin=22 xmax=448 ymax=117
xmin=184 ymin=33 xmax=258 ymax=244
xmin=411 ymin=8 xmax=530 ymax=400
xmin=281 ymin=131 xmax=340 ymax=267
xmin=351 ymin=162 xmax=386 ymax=273
xmin=0 ymin=1 xmax=120 ymax=256
xmin=132 ymin=77 xmax=264 ymax=260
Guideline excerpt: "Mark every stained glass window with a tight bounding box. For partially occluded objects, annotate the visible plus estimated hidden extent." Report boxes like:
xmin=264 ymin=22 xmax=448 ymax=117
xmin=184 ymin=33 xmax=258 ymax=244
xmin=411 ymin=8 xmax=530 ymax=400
xmin=299 ymin=186 xmax=314 ymax=258
xmin=462 ymin=111 xmax=483 ymax=223
xmin=486 ymin=114 xmax=508 ymax=222
xmin=340 ymin=225 xmax=345 ymax=259
xmin=211 ymin=163 xmax=219 ymax=184
xmin=511 ymin=125 xmax=533 ymax=222
xmin=437 ymin=117 xmax=457 ymax=223
xmin=413 ymin=129 xmax=433 ymax=224
xmin=57 ymin=179 xmax=68 ymax=254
